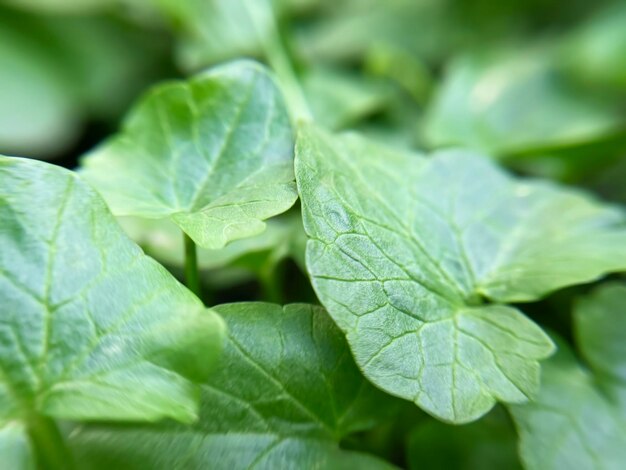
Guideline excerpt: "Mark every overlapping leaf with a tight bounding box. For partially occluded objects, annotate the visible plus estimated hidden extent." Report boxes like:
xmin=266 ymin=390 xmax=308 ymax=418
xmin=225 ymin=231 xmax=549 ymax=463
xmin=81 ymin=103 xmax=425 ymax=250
xmin=71 ymin=303 xmax=397 ymax=469
xmin=0 ymin=156 xmax=226 ymax=464
xmin=81 ymin=60 xmax=297 ymax=249
xmin=407 ymin=408 xmax=520 ymax=469
xmin=510 ymin=289 xmax=626 ymax=470
xmin=295 ymin=125 xmax=626 ymax=422
xmin=118 ymin=211 xmax=305 ymax=274
xmin=575 ymin=283 xmax=626 ymax=418
xmin=510 ymin=348 xmax=626 ymax=470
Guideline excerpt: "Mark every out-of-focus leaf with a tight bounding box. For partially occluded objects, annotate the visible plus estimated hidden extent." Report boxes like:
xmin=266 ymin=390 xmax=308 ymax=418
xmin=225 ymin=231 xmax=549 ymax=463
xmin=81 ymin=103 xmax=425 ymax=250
xmin=560 ymin=1 xmax=626 ymax=92
xmin=156 ymin=0 xmax=305 ymax=71
xmin=81 ymin=60 xmax=297 ymax=250
xmin=0 ymin=13 xmax=80 ymax=158
xmin=364 ymin=43 xmax=433 ymax=104
xmin=118 ymin=211 xmax=305 ymax=272
xmin=158 ymin=0 xmax=267 ymax=70
xmin=42 ymin=15 xmax=170 ymax=121
xmin=2 ymin=0 xmax=112 ymax=14
xmin=0 ymin=423 xmax=35 ymax=470
xmin=406 ymin=408 xmax=521 ymax=470
xmin=424 ymin=48 xmax=622 ymax=155
xmin=575 ymin=283 xmax=626 ymax=418
xmin=510 ymin=336 xmax=626 ymax=470
xmin=510 ymin=283 xmax=626 ymax=469
xmin=302 ymin=67 xmax=390 ymax=130
xmin=71 ymin=303 xmax=398 ymax=469
xmin=501 ymin=129 xmax=626 ymax=183
xmin=295 ymin=0 xmax=465 ymax=65
xmin=0 ymin=8 xmax=169 ymax=159
xmin=589 ymin=152 xmax=626 ymax=206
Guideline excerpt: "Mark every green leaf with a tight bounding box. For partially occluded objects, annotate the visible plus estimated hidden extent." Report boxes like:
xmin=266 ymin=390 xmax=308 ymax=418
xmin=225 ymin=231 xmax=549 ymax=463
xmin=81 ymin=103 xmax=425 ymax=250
xmin=509 ymin=336 xmax=626 ymax=470
xmin=406 ymin=408 xmax=521 ymax=470
xmin=162 ymin=0 xmax=269 ymax=70
xmin=295 ymin=0 xmax=464 ymax=65
xmin=118 ymin=210 xmax=307 ymax=293
xmin=81 ymin=60 xmax=297 ymax=249
xmin=0 ymin=422 xmax=34 ymax=470
xmin=296 ymin=125 xmax=626 ymax=422
xmin=560 ymin=2 xmax=626 ymax=92
xmin=302 ymin=67 xmax=390 ymax=130
xmin=71 ymin=303 xmax=398 ymax=469
xmin=3 ymin=0 xmax=111 ymax=14
xmin=575 ymin=283 xmax=626 ymax=418
xmin=0 ymin=8 xmax=169 ymax=160
xmin=118 ymin=211 xmax=304 ymax=273
xmin=0 ymin=156 xmax=226 ymax=445
xmin=0 ymin=12 xmax=79 ymax=159
xmin=423 ymin=48 xmax=621 ymax=155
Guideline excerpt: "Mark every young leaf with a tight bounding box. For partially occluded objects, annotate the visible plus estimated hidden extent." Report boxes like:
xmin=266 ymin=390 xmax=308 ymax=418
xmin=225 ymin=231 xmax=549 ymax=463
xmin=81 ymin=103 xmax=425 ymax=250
xmin=71 ymin=303 xmax=398 ymax=469
xmin=295 ymin=125 xmax=626 ymax=422
xmin=81 ymin=60 xmax=297 ymax=249
xmin=0 ymin=156 xmax=225 ymax=452
xmin=509 ymin=337 xmax=626 ymax=470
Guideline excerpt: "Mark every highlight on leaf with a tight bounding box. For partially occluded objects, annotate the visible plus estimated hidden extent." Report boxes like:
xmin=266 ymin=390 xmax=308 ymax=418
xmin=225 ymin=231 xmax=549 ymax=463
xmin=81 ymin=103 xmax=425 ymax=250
xmin=80 ymin=60 xmax=298 ymax=250
xmin=0 ymin=155 xmax=226 ymax=467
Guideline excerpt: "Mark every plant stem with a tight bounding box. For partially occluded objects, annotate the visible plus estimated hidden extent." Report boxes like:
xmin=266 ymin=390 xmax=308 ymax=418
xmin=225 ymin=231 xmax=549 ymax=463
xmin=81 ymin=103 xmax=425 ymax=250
xmin=246 ymin=0 xmax=312 ymax=123
xmin=259 ymin=261 xmax=285 ymax=304
xmin=27 ymin=415 xmax=75 ymax=470
xmin=183 ymin=232 xmax=201 ymax=297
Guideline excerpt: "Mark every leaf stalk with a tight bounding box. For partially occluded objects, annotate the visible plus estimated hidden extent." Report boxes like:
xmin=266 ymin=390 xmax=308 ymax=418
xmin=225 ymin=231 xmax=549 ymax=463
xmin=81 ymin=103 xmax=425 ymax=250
xmin=246 ymin=0 xmax=313 ymax=123
xmin=27 ymin=415 xmax=75 ymax=470
xmin=183 ymin=232 xmax=201 ymax=297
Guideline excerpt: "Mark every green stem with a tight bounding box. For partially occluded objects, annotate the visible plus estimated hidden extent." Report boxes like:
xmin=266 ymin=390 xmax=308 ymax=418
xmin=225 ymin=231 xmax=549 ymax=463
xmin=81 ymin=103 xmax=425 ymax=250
xmin=183 ymin=232 xmax=201 ymax=297
xmin=27 ymin=415 xmax=75 ymax=470
xmin=259 ymin=261 xmax=285 ymax=304
xmin=246 ymin=0 xmax=312 ymax=123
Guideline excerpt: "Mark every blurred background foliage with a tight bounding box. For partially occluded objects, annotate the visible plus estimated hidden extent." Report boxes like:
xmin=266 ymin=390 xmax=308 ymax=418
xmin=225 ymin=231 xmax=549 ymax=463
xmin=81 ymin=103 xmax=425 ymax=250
xmin=3 ymin=0 xmax=625 ymax=175
xmin=2 ymin=0 xmax=625 ymax=467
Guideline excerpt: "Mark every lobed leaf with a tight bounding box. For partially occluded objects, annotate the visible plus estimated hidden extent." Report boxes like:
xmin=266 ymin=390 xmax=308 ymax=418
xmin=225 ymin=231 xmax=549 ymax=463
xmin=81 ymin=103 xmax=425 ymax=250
xmin=71 ymin=303 xmax=398 ymax=469
xmin=81 ymin=60 xmax=297 ymax=249
xmin=295 ymin=125 xmax=626 ymax=422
